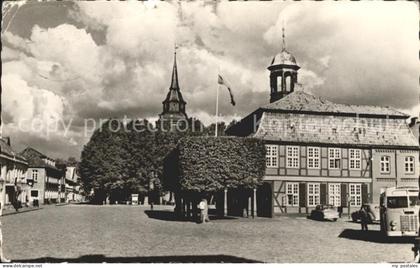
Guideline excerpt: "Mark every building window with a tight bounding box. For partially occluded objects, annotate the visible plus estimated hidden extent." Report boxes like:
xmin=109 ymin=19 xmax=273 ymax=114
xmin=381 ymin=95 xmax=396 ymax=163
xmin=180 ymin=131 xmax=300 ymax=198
xmin=328 ymin=183 xmax=341 ymax=206
xmin=307 ymin=183 xmax=320 ymax=207
xmin=32 ymin=170 xmax=38 ymax=182
xmin=265 ymin=145 xmax=278 ymax=168
xmin=328 ymin=148 xmax=341 ymax=169
xmin=307 ymin=147 xmax=320 ymax=169
xmin=380 ymin=156 xmax=391 ymax=173
xmin=286 ymin=146 xmax=300 ymax=168
xmin=349 ymin=184 xmax=362 ymax=206
xmin=405 ymin=156 xmax=415 ymax=174
xmin=349 ymin=149 xmax=361 ymax=170
xmin=286 ymin=182 xmax=299 ymax=206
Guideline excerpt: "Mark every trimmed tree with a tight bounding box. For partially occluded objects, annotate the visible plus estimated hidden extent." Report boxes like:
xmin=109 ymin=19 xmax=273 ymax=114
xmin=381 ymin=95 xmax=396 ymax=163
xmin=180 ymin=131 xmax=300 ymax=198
xmin=164 ymin=136 xmax=266 ymax=218
xmin=79 ymin=119 xmax=130 ymax=204
xmin=175 ymin=136 xmax=266 ymax=192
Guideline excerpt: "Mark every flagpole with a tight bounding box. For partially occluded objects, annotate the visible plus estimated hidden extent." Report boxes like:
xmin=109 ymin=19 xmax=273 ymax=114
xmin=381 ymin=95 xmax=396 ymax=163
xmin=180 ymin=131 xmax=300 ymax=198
xmin=215 ymin=84 xmax=220 ymax=137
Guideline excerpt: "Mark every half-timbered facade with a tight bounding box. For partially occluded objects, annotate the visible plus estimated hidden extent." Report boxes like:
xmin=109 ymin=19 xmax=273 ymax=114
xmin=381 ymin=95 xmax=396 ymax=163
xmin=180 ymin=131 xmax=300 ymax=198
xmin=226 ymin=40 xmax=419 ymax=217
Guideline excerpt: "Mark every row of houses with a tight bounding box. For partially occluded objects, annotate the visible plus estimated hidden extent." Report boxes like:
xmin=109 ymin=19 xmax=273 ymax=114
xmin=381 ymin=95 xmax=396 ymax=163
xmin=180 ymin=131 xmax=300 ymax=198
xmin=0 ymin=141 xmax=83 ymax=212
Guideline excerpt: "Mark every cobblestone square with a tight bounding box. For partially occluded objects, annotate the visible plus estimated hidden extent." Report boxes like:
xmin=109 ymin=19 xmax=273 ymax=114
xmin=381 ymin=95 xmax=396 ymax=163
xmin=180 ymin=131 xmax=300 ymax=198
xmin=2 ymin=205 xmax=414 ymax=263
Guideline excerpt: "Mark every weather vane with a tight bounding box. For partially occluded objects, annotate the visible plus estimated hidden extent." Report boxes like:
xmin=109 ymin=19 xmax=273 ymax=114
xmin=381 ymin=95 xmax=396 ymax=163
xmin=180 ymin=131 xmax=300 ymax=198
xmin=282 ymin=20 xmax=286 ymax=50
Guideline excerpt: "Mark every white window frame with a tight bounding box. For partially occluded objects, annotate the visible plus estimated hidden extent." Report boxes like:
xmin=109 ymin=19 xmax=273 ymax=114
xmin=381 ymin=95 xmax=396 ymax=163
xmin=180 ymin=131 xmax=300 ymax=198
xmin=32 ymin=170 xmax=38 ymax=182
xmin=265 ymin=145 xmax=279 ymax=168
xmin=349 ymin=183 xmax=362 ymax=206
xmin=349 ymin=149 xmax=361 ymax=170
xmin=286 ymin=182 xmax=299 ymax=207
xmin=286 ymin=146 xmax=300 ymax=168
xmin=405 ymin=156 xmax=415 ymax=174
xmin=380 ymin=155 xmax=391 ymax=174
xmin=328 ymin=183 xmax=341 ymax=207
xmin=328 ymin=148 xmax=341 ymax=169
xmin=307 ymin=147 xmax=320 ymax=169
xmin=307 ymin=183 xmax=320 ymax=207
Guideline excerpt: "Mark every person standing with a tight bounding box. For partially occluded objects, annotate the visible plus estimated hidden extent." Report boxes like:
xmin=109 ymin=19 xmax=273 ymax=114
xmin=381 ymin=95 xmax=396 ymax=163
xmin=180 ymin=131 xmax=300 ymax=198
xmin=360 ymin=205 xmax=369 ymax=231
xmin=198 ymin=199 xmax=209 ymax=224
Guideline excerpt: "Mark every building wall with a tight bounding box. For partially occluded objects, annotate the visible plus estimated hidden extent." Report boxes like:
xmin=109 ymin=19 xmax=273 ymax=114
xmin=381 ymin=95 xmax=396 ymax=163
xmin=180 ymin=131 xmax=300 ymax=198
xmin=264 ymin=144 xmax=372 ymax=215
xmin=0 ymin=157 xmax=28 ymax=206
xmin=266 ymin=145 xmax=371 ymax=178
xmin=371 ymin=149 xmax=419 ymax=203
xmin=26 ymin=168 xmax=46 ymax=205
xmin=268 ymin=180 xmax=370 ymax=214
xmin=44 ymin=173 xmax=60 ymax=203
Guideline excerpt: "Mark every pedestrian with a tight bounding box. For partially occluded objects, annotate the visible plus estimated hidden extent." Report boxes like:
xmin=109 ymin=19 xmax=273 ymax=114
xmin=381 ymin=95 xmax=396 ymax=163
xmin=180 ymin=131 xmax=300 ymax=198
xmin=150 ymin=199 xmax=154 ymax=211
xmin=338 ymin=206 xmax=343 ymax=218
xmin=0 ymin=221 xmax=10 ymax=263
xmin=360 ymin=204 xmax=369 ymax=231
xmin=198 ymin=198 xmax=209 ymax=224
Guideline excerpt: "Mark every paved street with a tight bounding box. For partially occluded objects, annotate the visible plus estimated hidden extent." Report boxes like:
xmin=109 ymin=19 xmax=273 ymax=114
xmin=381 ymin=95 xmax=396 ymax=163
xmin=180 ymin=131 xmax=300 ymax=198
xmin=2 ymin=205 xmax=415 ymax=263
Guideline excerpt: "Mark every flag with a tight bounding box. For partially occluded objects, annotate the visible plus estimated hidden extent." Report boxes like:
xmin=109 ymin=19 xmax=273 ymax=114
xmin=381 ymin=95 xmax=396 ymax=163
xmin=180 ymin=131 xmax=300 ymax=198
xmin=218 ymin=74 xmax=236 ymax=106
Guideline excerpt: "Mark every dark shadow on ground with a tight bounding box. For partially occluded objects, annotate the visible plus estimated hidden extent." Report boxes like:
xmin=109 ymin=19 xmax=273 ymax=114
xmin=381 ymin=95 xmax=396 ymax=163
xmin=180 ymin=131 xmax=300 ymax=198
xmin=144 ymin=210 xmax=189 ymax=222
xmin=13 ymin=254 xmax=262 ymax=263
xmin=306 ymin=215 xmax=337 ymax=222
xmin=144 ymin=209 xmax=239 ymax=223
xmin=1 ymin=207 xmax=42 ymax=217
xmin=71 ymin=202 xmax=103 ymax=205
xmin=345 ymin=220 xmax=380 ymax=225
xmin=339 ymin=229 xmax=415 ymax=244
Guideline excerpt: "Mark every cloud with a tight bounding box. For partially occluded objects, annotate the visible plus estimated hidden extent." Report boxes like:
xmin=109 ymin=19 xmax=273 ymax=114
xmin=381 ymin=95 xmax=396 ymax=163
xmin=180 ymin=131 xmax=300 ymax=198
xmin=1 ymin=1 xmax=418 ymax=159
xmin=2 ymin=73 xmax=64 ymax=124
xmin=264 ymin=2 xmax=419 ymax=110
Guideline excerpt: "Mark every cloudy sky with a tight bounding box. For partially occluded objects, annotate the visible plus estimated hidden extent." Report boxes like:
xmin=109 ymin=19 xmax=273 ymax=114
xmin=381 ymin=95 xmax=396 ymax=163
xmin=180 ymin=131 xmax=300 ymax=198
xmin=1 ymin=1 xmax=419 ymax=160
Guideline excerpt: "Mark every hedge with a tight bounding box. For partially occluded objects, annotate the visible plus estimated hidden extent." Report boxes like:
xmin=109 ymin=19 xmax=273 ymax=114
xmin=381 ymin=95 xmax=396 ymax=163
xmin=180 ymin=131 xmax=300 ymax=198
xmin=164 ymin=136 xmax=266 ymax=192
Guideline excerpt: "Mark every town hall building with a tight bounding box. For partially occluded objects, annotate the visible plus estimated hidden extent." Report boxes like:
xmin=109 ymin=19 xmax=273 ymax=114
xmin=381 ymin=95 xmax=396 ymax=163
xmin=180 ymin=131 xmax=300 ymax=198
xmin=226 ymin=34 xmax=419 ymax=217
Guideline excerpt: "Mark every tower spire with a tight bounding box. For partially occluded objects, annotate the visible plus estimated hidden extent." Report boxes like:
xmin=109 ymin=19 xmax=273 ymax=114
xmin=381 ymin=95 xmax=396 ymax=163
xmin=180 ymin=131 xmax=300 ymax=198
xmin=170 ymin=43 xmax=179 ymax=90
xmin=282 ymin=20 xmax=286 ymax=50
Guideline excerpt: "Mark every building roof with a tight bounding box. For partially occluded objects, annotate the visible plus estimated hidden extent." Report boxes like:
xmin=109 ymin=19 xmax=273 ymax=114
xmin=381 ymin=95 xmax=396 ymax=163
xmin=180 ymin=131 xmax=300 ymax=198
xmin=262 ymin=90 xmax=408 ymax=118
xmin=227 ymin=90 xmax=418 ymax=149
xmin=254 ymin=111 xmax=419 ymax=148
xmin=19 ymin=147 xmax=59 ymax=171
xmin=163 ymin=50 xmax=186 ymax=105
xmin=270 ymin=48 xmax=298 ymax=67
xmin=0 ymin=138 xmax=27 ymax=163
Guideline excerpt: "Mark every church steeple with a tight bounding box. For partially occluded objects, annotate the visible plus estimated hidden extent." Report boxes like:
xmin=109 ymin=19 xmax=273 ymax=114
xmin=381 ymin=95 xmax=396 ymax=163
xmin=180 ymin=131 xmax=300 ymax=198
xmin=170 ymin=45 xmax=179 ymax=90
xmin=157 ymin=44 xmax=189 ymax=131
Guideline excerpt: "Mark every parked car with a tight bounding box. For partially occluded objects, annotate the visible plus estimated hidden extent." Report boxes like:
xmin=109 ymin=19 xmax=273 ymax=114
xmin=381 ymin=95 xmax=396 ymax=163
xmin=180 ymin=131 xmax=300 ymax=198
xmin=351 ymin=203 xmax=380 ymax=223
xmin=310 ymin=205 xmax=339 ymax=221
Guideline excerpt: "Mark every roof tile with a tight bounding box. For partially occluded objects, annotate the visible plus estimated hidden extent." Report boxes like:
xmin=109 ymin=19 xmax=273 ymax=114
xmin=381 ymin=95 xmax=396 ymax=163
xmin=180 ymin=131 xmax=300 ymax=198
xmin=262 ymin=91 xmax=408 ymax=117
